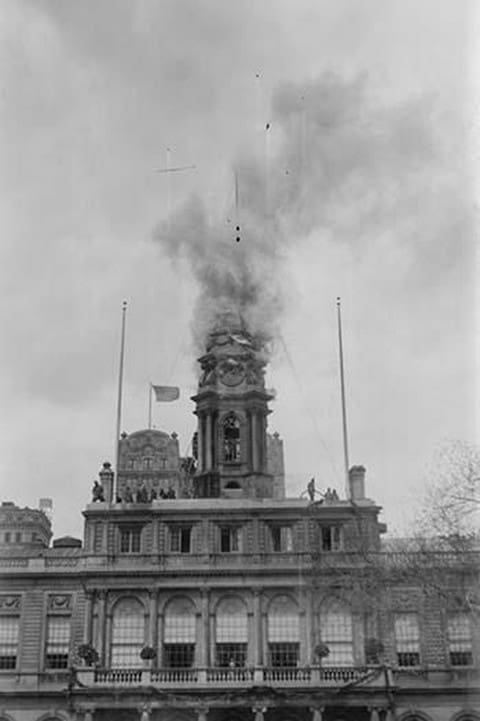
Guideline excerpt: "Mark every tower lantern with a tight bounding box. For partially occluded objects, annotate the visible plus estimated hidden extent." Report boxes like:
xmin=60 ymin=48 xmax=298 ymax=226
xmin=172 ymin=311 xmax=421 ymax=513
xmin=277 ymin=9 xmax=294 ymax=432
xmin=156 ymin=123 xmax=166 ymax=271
xmin=191 ymin=319 xmax=274 ymax=499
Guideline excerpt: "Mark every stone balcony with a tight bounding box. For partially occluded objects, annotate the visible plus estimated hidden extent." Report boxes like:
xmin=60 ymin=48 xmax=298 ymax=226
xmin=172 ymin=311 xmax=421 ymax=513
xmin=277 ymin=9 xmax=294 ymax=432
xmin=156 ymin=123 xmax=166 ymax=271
xmin=75 ymin=665 xmax=388 ymax=690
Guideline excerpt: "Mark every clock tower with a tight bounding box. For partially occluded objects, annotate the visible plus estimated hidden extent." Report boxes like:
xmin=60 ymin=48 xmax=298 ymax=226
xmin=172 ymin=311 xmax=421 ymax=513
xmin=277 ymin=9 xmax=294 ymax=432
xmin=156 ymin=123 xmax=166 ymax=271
xmin=191 ymin=319 xmax=274 ymax=499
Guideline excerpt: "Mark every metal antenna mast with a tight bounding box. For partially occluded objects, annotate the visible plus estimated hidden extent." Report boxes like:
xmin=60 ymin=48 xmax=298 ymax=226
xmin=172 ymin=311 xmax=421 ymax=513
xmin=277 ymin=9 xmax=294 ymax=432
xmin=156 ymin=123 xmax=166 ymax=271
xmin=114 ymin=301 xmax=128 ymax=503
xmin=336 ymin=297 xmax=350 ymax=498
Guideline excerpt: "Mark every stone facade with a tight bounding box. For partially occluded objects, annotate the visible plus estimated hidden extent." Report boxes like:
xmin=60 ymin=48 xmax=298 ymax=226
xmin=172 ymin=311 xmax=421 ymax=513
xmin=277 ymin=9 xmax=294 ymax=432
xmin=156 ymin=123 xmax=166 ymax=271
xmin=0 ymin=327 xmax=478 ymax=721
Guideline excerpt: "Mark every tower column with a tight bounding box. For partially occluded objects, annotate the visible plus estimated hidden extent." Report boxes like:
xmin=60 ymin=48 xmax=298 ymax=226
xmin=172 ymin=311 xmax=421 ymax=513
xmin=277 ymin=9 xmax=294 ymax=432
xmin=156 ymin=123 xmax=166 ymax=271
xmin=205 ymin=412 xmax=213 ymax=470
xmin=197 ymin=413 xmax=204 ymax=472
xmin=251 ymin=411 xmax=259 ymax=471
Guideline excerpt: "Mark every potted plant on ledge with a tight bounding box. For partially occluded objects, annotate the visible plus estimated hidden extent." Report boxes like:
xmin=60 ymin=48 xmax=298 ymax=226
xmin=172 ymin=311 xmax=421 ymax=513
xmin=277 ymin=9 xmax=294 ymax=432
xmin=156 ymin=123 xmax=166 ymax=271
xmin=313 ymin=642 xmax=330 ymax=664
xmin=77 ymin=643 xmax=99 ymax=667
xmin=140 ymin=645 xmax=157 ymax=667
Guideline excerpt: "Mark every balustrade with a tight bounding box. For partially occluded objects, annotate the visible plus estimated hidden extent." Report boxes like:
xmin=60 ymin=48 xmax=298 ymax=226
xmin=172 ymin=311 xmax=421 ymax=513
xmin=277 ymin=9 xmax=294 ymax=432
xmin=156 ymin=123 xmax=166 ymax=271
xmin=80 ymin=664 xmax=378 ymax=689
xmin=150 ymin=667 xmax=198 ymax=684
xmin=94 ymin=668 xmax=143 ymax=684
xmin=263 ymin=666 xmax=312 ymax=683
xmin=206 ymin=667 xmax=254 ymax=683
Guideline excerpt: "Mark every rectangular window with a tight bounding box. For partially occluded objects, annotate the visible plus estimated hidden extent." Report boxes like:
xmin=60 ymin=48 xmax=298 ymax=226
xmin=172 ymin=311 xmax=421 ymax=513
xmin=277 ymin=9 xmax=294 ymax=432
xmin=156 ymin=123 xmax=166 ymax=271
xmin=220 ymin=527 xmax=241 ymax=553
xmin=163 ymin=643 xmax=195 ymax=668
xmin=268 ymin=642 xmax=299 ymax=667
xmin=321 ymin=526 xmax=342 ymax=551
xmin=4 ymin=533 xmax=10 ymax=543
xmin=170 ymin=526 xmax=191 ymax=553
xmin=0 ymin=617 xmax=19 ymax=669
xmin=45 ymin=616 xmax=70 ymax=669
xmin=448 ymin=614 xmax=473 ymax=666
xmin=394 ymin=613 xmax=420 ymax=667
xmin=119 ymin=527 xmax=141 ymax=553
xmin=216 ymin=642 xmax=247 ymax=667
xmin=271 ymin=526 xmax=293 ymax=552
xmin=14 ymin=532 xmax=21 ymax=543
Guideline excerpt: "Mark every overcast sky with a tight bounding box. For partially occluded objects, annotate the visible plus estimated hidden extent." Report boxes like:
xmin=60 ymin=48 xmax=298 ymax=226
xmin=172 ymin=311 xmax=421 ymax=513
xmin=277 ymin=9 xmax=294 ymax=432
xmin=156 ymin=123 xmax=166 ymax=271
xmin=0 ymin=0 xmax=478 ymax=540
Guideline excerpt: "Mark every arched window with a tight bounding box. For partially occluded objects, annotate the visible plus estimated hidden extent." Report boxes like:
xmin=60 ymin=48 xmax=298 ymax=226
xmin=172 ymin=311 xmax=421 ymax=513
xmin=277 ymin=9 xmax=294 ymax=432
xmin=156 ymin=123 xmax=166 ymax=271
xmin=318 ymin=603 xmax=353 ymax=666
xmin=267 ymin=595 xmax=300 ymax=667
xmin=223 ymin=414 xmax=240 ymax=462
xmin=163 ymin=597 xmax=196 ymax=668
xmin=111 ymin=598 xmax=145 ymax=668
xmin=215 ymin=597 xmax=248 ymax=667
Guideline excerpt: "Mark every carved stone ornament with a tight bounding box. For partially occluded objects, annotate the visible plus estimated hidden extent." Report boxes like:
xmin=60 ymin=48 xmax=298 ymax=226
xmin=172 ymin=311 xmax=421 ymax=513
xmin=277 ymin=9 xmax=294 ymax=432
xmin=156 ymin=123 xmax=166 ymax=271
xmin=0 ymin=594 xmax=21 ymax=612
xmin=218 ymin=358 xmax=246 ymax=386
xmin=48 ymin=594 xmax=73 ymax=612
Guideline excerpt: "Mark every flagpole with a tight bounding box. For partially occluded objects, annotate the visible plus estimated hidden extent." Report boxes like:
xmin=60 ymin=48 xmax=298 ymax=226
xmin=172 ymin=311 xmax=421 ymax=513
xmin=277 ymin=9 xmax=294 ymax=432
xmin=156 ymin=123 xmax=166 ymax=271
xmin=148 ymin=383 xmax=153 ymax=430
xmin=336 ymin=297 xmax=350 ymax=499
xmin=114 ymin=301 xmax=127 ymax=503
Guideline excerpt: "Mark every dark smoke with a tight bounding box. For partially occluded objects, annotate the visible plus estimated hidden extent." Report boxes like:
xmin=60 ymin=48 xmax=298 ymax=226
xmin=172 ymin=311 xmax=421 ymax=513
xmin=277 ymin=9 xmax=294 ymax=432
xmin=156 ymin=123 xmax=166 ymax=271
xmin=154 ymin=71 xmax=469 ymax=353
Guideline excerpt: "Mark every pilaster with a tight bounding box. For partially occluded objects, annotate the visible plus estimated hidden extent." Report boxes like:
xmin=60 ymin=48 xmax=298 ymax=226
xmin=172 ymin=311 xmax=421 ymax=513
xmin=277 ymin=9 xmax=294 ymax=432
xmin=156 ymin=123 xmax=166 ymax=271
xmin=95 ymin=591 xmax=107 ymax=664
xmin=83 ymin=592 xmax=93 ymax=646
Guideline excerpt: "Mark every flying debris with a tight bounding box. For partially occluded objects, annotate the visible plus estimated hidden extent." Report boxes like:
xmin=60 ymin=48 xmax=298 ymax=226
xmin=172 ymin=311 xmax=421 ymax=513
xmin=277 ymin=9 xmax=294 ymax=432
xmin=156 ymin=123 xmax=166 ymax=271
xmin=155 ymin=165 xmax=197 ymax=174
xmin=229 ymin=333 xmax=252 ymax=347
xmin=265 ymin=123 xmax=270 ymax=130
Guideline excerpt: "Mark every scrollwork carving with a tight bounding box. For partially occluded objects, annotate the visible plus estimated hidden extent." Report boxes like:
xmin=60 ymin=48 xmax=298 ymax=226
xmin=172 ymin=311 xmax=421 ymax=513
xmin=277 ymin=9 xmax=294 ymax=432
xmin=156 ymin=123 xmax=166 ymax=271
xmin=0 ymin=594 xmax=21 ymax=612
xmin=48 ymin=594 xmax=73 ymax=612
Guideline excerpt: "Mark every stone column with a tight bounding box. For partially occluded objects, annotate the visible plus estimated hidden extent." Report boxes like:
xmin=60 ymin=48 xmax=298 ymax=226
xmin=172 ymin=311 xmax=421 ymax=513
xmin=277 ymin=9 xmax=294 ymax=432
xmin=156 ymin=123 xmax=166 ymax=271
xmin=157 ymin=610 xmax=164 ymax=666
xmin=253 ymin=589 xmax=263 ymax=666
xmin=251 ymin=412 xmax=259 ymax=471
xmin=83 ymin=592 xmax=93 ymax=646
xmin=302 ymin=588 xmax=312 ymax=664
xmin=259 ymin=414 xmax=266 ymax=471
xmin=148 ymin=590 xmax=158 ymax=650
xmin=261 ymin=598 xmax=268 ymax=670
xmin=196 ymin=708 xmax=209 ymax=721
xmin=205 ymin=412 xmax=213 ymax=470
xmin=369 ymin=709 xmax=381 ymax=721
xmin=197 ymin=413 xmax=204 ymax=472
xmin=199 ymin=588 xmax=210 ymax=667
xmin=310 ymin=708 xmax=324 ymax=721
xmin=83 ymin=711 xmax=94 ymax=721
xmin=299 ymin=608 xmax=308 ymax=666
xmin=96 ymin=591 xmax=107 ymax=665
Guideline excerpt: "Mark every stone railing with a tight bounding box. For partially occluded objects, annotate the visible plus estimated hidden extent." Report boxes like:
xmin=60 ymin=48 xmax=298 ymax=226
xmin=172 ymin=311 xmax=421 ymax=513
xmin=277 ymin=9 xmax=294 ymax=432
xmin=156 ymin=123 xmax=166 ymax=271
xmin=206 ymin=666 xmax=255 ymax=683
xmin=75 ymin=665 xmax=375 ymax=689
xmin=95 ymin=667 xmax=143 ymax=685
xmin=150 ymin=668 xmax=199 ymax=684
xmin=262 ymin=666 xmax=312 ymax=683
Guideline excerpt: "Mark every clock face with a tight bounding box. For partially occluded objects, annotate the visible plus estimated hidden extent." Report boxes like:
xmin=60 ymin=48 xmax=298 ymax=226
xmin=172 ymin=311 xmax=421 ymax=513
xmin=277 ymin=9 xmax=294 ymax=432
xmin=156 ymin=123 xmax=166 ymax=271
xmin=218 ymin=358 xmax=245 ymax=386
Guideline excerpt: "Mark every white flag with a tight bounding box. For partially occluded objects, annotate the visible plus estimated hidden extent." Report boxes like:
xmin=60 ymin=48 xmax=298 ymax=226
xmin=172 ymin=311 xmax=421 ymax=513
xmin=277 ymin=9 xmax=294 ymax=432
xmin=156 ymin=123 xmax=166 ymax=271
xmin=152 ymin=385 xmax=180 ymax=402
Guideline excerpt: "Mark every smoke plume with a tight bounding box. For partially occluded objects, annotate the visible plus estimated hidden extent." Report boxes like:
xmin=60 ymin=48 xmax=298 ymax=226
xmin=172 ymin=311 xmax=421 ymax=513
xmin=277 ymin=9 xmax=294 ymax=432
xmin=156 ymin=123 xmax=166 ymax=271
xmin=154 ymin=71 xmax=470 ymax=353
